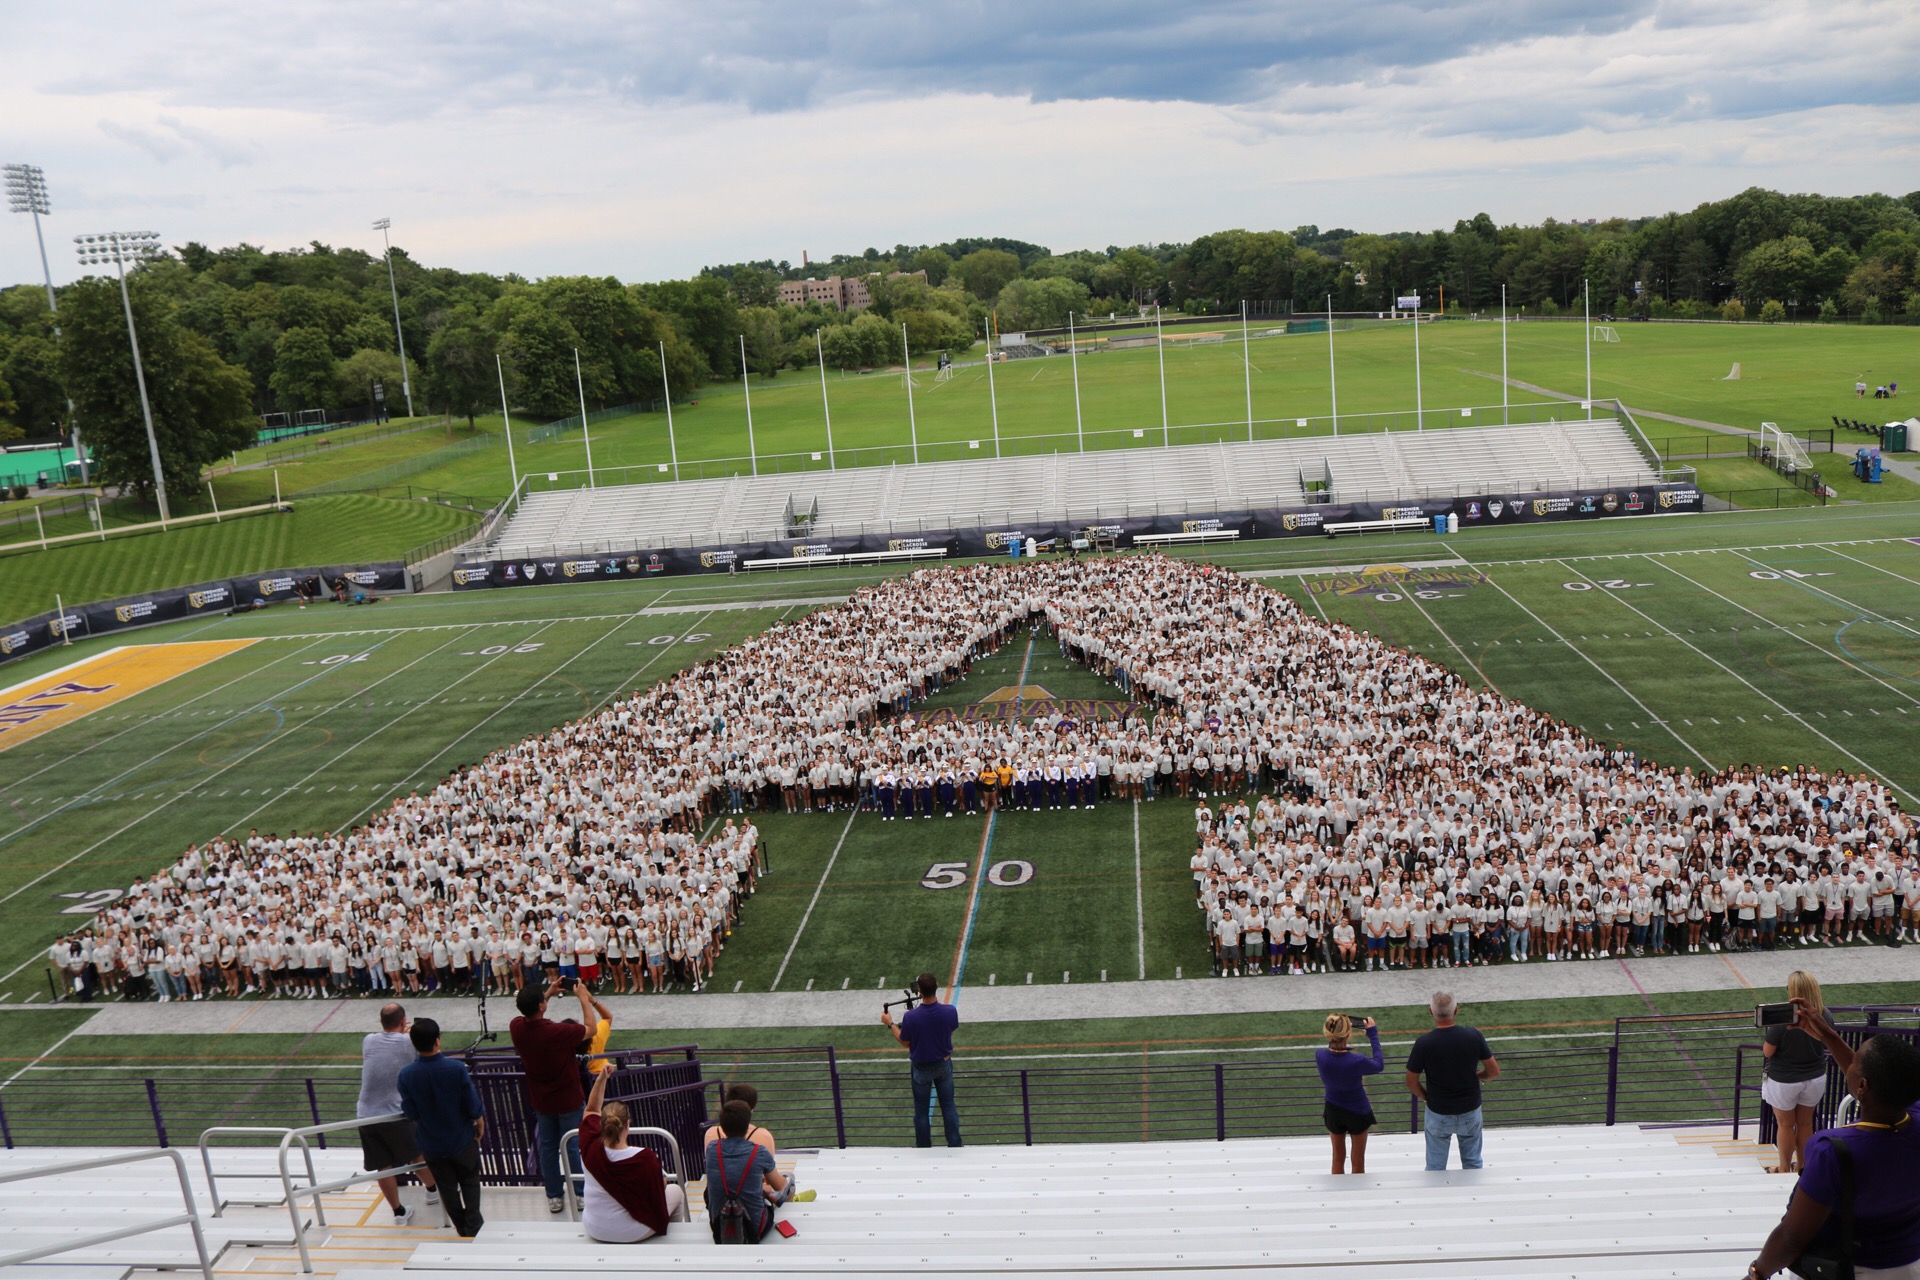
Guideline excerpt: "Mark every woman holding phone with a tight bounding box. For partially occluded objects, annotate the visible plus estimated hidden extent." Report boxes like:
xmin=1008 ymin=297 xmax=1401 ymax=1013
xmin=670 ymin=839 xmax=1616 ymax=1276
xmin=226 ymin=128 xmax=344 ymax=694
xmin=1317 ymin=1014 xmax=1383 ymax=1174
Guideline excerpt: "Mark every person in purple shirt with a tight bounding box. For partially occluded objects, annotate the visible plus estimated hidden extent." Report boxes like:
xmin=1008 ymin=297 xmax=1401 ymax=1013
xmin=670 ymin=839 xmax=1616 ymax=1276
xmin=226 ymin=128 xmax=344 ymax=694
xmin=881 ymin=972 xmax=961 ymax=1148
xmin=1317 ymin=1013 xmax=1384 ymax=1174
xmin=1749 ymin=1000 xmax=1920 ymax=1280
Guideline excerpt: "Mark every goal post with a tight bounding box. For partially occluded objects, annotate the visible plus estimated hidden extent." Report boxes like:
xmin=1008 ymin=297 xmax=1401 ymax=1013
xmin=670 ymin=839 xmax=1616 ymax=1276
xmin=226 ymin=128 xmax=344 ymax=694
xmin=1759 ymin=421 xmax=1812 ymax=473
xmin=1593 ymin=325 xmax=1620 ymax=343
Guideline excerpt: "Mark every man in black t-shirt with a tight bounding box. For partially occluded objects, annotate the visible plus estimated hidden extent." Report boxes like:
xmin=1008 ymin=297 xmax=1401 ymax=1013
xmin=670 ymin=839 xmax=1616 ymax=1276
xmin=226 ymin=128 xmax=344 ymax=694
xmin=1405 ymin=991 xmax=1499 ymax=1170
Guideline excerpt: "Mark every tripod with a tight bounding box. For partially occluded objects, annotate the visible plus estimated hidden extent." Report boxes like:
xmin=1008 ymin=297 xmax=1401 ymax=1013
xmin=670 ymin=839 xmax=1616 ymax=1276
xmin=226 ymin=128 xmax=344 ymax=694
xmin=466 ymin=981 xmax=499 ymax=1050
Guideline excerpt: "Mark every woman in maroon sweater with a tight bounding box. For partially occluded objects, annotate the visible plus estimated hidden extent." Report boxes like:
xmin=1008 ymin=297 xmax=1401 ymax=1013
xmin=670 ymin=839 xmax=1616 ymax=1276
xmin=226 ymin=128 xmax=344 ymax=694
xmin=579 ymin=1070 xmax=681 ymax=1242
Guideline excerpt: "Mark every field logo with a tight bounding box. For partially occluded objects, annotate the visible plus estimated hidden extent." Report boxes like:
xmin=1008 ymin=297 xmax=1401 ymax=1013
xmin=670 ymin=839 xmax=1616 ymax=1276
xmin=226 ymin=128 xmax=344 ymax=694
xmin=257 ymin=576 xmax=295 ymax=596
xmin=187 ymin=585 xmax=231 ymax=609
xmin=522 ymin=562 xmax=539 ymax=580
xmin=1602 ymin=493 xmax=1619 ymax=513
xmin=540 ymin=561 xmax=557 ymax=578
xmin=561 ymin=559 xmax=598 ymax=578
xmin=791 ymin=544 xmax=832 ymax=559
xmin=1487 ymin=500 xmax=1505 ymax=519
xmin=984 ymin=530 xmax=1023 ymax=550
xmin=0 ymin=629 xmax=29 ymax=655
xmin=452 ymin=566 xmax=491 ymax=586
xmin=625 ymin=556 xmax=642 ymax=574
xmin=1531 ymin=499 xmax=1550 ymax=517
xmin=701 ymin=550 xmax=738 ymax=568
xmin=1577 ymin=496 xmax=1598 ymax=514
xmin=1309 ymin=564 xmax=1491 ymax=598
xmin=1182 ymin=518 xmax=1224 ymax=534
xmin=343 ymin=569 xmax=379 ymax=586
xmin=0 ymin=640 xmax=256 ymax=752
xmin=887 ymin=537 xmax=929 ymax=553
xmin=645 ymin=553 xmax=666 ymax=573
xmin=1464 ymin=501 xmax=1483 ymax=520
xmin=1625 ymin=491 xmax=1644 ymax=512
xmin=114 ymin=600 xmax=159 ymax=624
xmin=604 ymin=558 xmax=623 ymax=574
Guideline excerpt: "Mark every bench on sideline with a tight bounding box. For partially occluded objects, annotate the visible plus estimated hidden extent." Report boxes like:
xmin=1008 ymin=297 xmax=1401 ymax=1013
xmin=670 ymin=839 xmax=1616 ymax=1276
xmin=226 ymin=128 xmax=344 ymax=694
xmin=1131 ymin=529 xmax=1241 ymax=547
xmin=743 ymin=548 xmax=948 ymax=571
xmin=1325 ymin=516 xmax=1429 ymax=537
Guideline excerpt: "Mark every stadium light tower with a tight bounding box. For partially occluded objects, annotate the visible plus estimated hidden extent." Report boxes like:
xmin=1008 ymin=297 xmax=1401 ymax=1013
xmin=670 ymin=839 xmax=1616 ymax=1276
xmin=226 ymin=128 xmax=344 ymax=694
xmin=5 ymin=163 xmax=86 ymax=482
xmin=74 ymin=230 xmax=169 ymax=522
xmin=372 ymin=218 xmax=416 ymax=417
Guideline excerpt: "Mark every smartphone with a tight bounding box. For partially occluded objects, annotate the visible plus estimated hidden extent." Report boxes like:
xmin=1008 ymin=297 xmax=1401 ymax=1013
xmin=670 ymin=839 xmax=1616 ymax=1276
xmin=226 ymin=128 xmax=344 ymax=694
xmin=1755 ymin=1002 xmax=1795 ymax=1028
xmin=774 ymin=1220 xmax=797 ymax=1238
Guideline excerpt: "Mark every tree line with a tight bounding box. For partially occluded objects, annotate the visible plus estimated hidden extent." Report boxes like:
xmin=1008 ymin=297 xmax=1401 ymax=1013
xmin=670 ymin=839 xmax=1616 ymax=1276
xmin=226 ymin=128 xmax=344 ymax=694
xmin=0 ymin=185 xmax=1913 ymax=504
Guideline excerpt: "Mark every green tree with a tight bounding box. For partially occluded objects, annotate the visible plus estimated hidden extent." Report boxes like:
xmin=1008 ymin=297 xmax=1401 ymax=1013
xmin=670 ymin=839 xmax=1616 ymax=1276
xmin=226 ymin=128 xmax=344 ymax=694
xmin=269 ymin=326 xmax=338 ymax=414
xmin=58 ymin=273 xmax=254 ymax=506
xmin=422 ymin=310 xmax=498 ymax=429
xmin=0 ymin=364 xmax=20 ymax=441
xmin=332 ymin=348 xmax=406 ymax=419
xmin=953 ymin=249 xmax=1022 ymax=303
xmin=1758 ymin=299 xmax=1786 ymax=323
xmin=738 ymin=307 xmax=786 ymax=379
xmin=912 ymin=248 xmax=952 ymax=287
xmin=995 ymin=277 xmax=1091 ymax=330
xmin=1 ymin=334 xmax=69 ymax=437
xmin=490 ymin=296 xmax=583 ymax=419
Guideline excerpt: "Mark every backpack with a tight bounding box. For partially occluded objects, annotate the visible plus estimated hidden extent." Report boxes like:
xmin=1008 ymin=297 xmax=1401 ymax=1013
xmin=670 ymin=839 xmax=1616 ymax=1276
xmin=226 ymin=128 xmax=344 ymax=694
xmin=712 ymin=1142 xmax=761 ymax=1245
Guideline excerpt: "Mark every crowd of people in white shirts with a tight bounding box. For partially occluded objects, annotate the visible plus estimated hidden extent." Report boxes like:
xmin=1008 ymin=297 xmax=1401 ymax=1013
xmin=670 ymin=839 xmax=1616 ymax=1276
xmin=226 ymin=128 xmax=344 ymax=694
xmin=44 ymin=554 xmax=1918 ymax=1003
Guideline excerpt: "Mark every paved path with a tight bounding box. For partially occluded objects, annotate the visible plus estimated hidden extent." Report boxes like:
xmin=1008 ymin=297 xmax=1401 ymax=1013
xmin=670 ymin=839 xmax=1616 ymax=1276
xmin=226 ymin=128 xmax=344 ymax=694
xmin=31 ymin=942 xmax=1919 ymax=1038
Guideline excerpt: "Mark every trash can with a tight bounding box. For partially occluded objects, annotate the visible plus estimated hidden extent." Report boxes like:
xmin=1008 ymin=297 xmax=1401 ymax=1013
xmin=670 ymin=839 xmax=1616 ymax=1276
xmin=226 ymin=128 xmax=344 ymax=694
xmin=1432 ymin=515 xmax=1447 ymax=535
xmin=1883 ymin=422 xmax=1908 ymax=453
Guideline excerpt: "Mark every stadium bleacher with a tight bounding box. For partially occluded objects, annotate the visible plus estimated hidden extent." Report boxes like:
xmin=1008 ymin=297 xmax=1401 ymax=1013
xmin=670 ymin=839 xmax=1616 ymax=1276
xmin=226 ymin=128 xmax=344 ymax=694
xmin=485 ymin=419 xmax=1660 ymax=558
xmin=3 ymin=1124 xmax=1775 ymax=1279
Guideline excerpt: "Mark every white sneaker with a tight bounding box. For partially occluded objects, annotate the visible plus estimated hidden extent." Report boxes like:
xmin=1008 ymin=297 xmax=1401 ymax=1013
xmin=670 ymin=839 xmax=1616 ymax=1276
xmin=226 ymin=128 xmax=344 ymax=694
xmin=393 ymin=1205 xmax=414 ymax=1227
xmin=549 ymin=1197 xmax=566 ymax=1215
xmin=425 ymin=1189 xmax=440 ymax=1207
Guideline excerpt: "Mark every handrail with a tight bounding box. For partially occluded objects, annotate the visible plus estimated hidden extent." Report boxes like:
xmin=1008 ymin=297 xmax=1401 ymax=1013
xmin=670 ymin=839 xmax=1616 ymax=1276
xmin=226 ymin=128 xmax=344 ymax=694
xmin=273 ymin=1113 xmax=424 ymax=1273
xmin=559 ymin=1125 xmax=693 ymax=1226
xmin=198 ymin=1124 xmax=320 ymax=1216
xmin=0 ymin=1146 xmax=214 ymax=1280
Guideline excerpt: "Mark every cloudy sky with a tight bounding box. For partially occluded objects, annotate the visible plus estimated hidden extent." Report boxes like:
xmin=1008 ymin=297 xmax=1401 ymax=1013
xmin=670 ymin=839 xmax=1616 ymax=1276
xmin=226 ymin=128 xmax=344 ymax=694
xmin=4 ymin=1 xmax=1916 ymax=287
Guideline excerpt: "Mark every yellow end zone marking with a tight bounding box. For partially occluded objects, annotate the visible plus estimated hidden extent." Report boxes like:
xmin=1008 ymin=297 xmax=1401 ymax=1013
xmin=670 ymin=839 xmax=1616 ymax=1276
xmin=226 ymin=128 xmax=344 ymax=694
xmin=0 ymin=640 xmax=258 ymax=753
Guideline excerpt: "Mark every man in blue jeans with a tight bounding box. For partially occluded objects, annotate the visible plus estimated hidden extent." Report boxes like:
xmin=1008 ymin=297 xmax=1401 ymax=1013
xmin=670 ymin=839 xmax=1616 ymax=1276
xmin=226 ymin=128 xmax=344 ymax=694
xmin=1405 ymin=990 xmax=1500 ymax=1170
xmin=881 ymin=971 xmax=961 ymax=1147
xmin=509 ymin=977 xmax=596 ymax=1213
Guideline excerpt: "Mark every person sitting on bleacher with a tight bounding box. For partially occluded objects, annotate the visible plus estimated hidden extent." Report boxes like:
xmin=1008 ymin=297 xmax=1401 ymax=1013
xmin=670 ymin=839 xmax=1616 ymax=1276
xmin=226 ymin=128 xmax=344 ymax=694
xmin=700 ymin=1082 xmax=813 ymax=1207
xmin=578 ymin=1067 xmax=681 ymax=1242
xmin=704 ymin=1100 xmax=786 ymax=1244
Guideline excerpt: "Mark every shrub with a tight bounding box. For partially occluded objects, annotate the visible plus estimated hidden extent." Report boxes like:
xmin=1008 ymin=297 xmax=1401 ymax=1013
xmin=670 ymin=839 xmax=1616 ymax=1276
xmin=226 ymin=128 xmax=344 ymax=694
xmin=1759 ymin=300 xmax=1786 ymax=324
xmin=1720 ymin=299 xmax=1747 ymax=322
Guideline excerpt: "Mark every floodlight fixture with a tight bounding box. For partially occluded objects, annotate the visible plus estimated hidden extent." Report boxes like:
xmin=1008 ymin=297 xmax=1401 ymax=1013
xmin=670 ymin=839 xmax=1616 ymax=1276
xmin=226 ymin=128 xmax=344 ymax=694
xmin=75 ymin=229 xmax=170 ymax=521
xmin=6 ymin=163 xmax=87 ymax=481
xmin=372 ymin=217 xmax=415 ymax=416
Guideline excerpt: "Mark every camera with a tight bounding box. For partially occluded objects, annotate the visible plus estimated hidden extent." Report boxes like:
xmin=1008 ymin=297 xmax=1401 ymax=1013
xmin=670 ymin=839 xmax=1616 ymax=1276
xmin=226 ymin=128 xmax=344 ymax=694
xmin=881 ymin=986 xmax=920 ymax=1014
xmin=1755 ymin=1002 xmax=1795 ymax=1028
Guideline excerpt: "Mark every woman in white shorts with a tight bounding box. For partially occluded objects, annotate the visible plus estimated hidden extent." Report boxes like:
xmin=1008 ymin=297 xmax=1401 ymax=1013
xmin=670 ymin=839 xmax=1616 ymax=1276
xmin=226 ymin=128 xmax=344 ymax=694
xmin=1761 ymin=970 xmax=1833 ymax=1176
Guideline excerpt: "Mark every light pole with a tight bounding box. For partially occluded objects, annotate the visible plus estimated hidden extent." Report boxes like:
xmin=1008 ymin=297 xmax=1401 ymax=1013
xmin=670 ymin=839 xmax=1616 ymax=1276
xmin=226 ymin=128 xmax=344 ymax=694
xmin=74 ymin=230 xmax=169 ymax=522
xmin=5 ymin=163 xmax=85 ymax=483
xmin=372 ymin=218 xmax=415 ymax=417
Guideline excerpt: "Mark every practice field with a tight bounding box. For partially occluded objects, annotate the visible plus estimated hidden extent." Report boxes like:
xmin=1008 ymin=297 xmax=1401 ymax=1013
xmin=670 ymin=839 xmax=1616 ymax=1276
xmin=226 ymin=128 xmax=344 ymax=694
xmin=1 ymin=502 xmax=1918 ymax=1012
xmin=204 ymin=321 xmax=1919 ymax=508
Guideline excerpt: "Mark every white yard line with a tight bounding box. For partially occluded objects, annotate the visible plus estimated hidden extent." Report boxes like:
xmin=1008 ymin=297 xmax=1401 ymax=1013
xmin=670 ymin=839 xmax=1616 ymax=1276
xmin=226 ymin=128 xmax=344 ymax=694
xmin=1477 ymin=568 xmax=1714 ymax=768
xmin=1561 ymin=559 xmax=1904 ymax=796
xmin=769 ymin=809 xmax=859 ymax=992
xmin=1132 ymin=800 xmax=1146 ymax=982
xmin=1646 ymin=555 xmax=1920 ymax=706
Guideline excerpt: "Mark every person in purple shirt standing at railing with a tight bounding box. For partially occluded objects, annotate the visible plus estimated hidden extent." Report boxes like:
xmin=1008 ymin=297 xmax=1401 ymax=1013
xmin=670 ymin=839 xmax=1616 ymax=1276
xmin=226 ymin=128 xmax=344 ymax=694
xmin=1316 ymin=1013 xmax=1384 ymax=1174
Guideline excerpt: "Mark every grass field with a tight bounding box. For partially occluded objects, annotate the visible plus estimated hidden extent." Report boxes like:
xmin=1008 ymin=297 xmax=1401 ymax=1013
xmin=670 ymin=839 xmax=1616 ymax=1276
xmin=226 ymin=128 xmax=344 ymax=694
xmin=199 ymin=321 xmax=1920 ymax=511
xmin=0 ymin=495 xmax=478 ymax=617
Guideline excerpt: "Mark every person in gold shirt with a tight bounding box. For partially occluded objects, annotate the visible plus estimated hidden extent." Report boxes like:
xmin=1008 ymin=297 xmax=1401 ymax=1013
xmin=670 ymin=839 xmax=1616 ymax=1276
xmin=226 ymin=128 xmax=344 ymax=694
xmin=977 ymin=764 xmax=999 ymax=812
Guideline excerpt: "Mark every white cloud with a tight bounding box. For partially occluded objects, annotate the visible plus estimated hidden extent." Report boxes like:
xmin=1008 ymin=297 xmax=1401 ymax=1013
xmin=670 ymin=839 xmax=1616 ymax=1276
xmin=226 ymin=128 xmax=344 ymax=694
xmin=1 ymin=1 xmax=1914 ymax=288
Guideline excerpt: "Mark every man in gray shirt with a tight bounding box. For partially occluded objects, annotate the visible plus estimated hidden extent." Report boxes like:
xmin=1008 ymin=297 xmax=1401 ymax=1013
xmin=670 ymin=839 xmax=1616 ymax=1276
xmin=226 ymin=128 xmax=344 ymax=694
xmin=360 ymin=1003 xmax=437 ymax=1224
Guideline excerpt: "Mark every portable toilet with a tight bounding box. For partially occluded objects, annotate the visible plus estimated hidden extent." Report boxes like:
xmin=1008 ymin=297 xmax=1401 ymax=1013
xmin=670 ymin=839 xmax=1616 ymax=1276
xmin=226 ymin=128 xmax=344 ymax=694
xmin=1884 ymin=420 xmax=1910 ymax=453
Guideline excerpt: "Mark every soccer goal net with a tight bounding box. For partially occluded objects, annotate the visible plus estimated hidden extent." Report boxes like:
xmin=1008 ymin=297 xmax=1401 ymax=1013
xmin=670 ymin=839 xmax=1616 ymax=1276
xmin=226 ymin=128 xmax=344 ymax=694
xmin=294 ymin=408 xmax=328 ymax=428
xmin=1593 ymin=325 xmax=1620 ymax=343
xmin=1759 ymin=422 xmax=1813 ymax=474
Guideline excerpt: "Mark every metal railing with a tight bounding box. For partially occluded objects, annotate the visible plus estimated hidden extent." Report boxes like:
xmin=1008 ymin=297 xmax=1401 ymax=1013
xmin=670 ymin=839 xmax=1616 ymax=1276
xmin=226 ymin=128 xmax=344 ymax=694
xmin=197 ymin=1125 xmax=323 ymax=1215
xmin=275 ymin=1114 xmax=425 ymax=1272
xmin=558 ymin=1124 xmax=694 ymax=1224
xmin=0 ymin=1147 xmax=214 ymax=1280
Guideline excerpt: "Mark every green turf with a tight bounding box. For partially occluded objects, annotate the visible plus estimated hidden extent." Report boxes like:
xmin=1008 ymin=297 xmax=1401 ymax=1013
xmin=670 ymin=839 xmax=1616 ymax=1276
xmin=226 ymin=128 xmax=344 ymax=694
xmin=156 ymin=322 xmax=1915 ymax=510
xmin=0 ymin=495 xmax=478 ymax=617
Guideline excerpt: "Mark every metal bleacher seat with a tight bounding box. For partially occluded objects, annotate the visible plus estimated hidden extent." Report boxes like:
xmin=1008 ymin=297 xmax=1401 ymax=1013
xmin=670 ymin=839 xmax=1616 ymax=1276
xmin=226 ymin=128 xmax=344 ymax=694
xmin=336 ymin=1124 xmax=1772 ymax=1278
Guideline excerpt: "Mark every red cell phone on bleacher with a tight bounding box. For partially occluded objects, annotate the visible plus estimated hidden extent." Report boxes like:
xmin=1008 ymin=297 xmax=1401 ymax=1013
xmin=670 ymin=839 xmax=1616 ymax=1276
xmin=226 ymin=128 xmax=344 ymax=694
xmin=774 ymin=1220 xmax=797 ymax=1238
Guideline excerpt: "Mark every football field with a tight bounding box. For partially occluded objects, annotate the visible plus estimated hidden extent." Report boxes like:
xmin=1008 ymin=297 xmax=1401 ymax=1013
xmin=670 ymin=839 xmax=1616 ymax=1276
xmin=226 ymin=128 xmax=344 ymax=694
xmin=1 ymin=501 xmax=1918 ymax=1008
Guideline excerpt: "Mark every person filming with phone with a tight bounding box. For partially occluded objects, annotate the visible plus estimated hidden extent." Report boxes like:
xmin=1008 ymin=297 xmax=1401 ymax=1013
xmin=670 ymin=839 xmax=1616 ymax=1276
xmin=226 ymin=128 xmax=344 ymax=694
xmin=510 ymin=976 xmax=598 ymax=1213
xmin=1318 ymin=1013 xmax=1383 ymax=1174
xmin=1747 ymin=999 xmax=1920 ymax=1280
xmin=880 ymin=972 xmax=962 ymax=1148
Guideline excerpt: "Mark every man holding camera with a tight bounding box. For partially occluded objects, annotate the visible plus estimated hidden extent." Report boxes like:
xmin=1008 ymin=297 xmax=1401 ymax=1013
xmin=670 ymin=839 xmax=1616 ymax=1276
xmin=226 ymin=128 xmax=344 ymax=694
xmin=510 ymin=977 xmax=597 ymax=1213
xmin=881 ymin=972 xmax=962 ymax=1148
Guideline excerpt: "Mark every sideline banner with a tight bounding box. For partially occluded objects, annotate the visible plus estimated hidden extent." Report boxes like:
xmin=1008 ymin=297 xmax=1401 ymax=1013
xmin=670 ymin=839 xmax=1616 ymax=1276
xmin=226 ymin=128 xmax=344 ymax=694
xmin=450 ymin=485 xmax=1702 ymax=590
